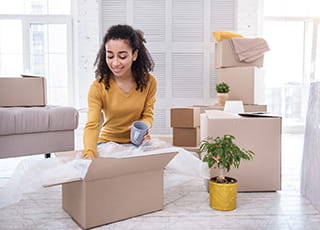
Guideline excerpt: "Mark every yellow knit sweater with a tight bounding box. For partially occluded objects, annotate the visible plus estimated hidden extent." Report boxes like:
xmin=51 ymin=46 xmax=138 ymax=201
xmin=83 ymin=74 xmax=157 ymax=158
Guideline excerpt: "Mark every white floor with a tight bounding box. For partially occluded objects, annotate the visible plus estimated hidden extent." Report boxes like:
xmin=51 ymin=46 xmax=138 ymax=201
xmin=0 ymin=133 xmax=320 ymax=230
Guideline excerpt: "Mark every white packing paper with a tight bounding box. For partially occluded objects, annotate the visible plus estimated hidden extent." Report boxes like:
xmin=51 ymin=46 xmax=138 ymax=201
xmin=0 ymin=138 xmax=210 ymax=209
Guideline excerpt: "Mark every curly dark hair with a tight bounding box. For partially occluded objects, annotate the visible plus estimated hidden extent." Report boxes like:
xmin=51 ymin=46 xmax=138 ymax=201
xmin=94 ymin=24 xmax=154 ymax=91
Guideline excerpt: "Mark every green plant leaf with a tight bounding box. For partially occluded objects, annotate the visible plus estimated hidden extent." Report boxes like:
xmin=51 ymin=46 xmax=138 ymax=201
xmin=199 ymin=134 xmax=255 ymax=176
xmin=215 ymin=82 xmax=230 ymax=93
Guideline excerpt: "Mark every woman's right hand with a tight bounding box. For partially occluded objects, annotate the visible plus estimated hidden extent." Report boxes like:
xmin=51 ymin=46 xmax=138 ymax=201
xmin=139 ymin=128 xmax=151 ymax=146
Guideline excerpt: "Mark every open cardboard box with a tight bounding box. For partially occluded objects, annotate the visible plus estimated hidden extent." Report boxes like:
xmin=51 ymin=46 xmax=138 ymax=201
xmin=48 ymin=151 xmax=177 ymax=229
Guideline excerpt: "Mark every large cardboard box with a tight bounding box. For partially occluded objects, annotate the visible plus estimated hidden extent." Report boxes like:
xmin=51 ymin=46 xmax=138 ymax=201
xmin=217 ymin=66 xmax=265 ymax=104
xmin=52 ymin=152 xmax=177 ymax=229
xmin=200 ymin=112 xmax=281 ymax=192
xmin=215 ymin=39 xmax=264 ymax=68
xmin=173 ymin=127 xmax=200 ymax=147
xmin=170 ymin=107 xmax=200 ymax=128
xmin=0 ymin=75 xmax=46 ymax=106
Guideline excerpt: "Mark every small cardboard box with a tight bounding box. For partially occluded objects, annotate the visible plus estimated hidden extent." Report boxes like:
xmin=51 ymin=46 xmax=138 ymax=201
xmin=170 ymin=107 xmax=200 ymax=128
xmin=51 ymin=151 xmax=177 ymax=229
xmin=173 ymin=127 xmax=200 ymax=147
xmin=0 ymin=75 xmax=46 ymax=106
xmin=215 ymin=39 xmax=264 ymax=68
xmin=200 ymin=112 xmax=281 ymax=191
xmin=217 ymin=66 xmax=265 ymax=104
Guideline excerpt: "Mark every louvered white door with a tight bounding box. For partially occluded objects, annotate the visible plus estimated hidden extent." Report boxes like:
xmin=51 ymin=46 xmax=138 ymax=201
xmin=100 ymin=0 xmax=236 ymax=135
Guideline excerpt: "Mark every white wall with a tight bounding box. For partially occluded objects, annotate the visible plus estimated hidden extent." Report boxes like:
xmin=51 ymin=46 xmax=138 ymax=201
xmin=237 ymin=0 xmax=263 ymax=37
xmin=72 ymin=0 xmax=100 ymax=108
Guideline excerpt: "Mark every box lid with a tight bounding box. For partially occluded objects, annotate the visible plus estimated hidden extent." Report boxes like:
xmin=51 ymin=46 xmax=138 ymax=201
xmin=238 ymin=112 xmax=281 ymax=118
xmin=21 ymin=73 xmax=44 ymax=78
xmin=44 ymin=151 xmax=178 ymax=187
xmin=85 ymin=152 xmax=177 ymax=181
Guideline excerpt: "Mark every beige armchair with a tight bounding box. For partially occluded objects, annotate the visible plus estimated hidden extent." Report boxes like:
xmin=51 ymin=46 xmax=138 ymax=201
xmin=0 ymin=106 xmax=78 ymax=159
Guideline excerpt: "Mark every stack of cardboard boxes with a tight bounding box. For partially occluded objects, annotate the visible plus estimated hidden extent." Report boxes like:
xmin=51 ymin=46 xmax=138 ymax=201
xmin=170 ymin=106 xmax=282 ymax=192
xmin=169 ymin=38 xmax=281 ymax=191
xmin=215 ymin=38 xmax=266 ymax=108
xmin=170 ymin=38 xmax=268 ymax=149
xmin=170 ymin=107 xmax=201 ymax=148
xmin=208 ymin=39 xmax=281 ymax=191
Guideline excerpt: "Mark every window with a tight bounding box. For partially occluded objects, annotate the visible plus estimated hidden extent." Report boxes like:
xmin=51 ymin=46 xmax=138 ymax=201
xmin=0 ymin=0 xmax=72 ymax=105
xmin=0 ymin=0 xmax=70 ymax=15
xmin=0 ymin=20 xmax=23 ymax=76
xmin=263 ymin=0 xmax=320 ymax=131
xmin=313 ymin=20 xmax=320 ymax=81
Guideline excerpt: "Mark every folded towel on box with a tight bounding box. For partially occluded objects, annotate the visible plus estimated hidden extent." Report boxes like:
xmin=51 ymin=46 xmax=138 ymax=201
xmin=231 ymin=37 xmax=270 ymax=63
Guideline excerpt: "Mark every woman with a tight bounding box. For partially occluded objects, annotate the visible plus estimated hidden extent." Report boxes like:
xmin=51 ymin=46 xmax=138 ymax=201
xmin=82 ymin=24 xmax=157 ymax=158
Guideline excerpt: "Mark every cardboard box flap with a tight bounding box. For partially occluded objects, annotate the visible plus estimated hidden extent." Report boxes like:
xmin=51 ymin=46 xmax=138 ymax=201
xmin=84 ymin=151 xmax=178 ymax=181
xmin=238 ymin=112 xmax=281 ymax=118
xmin=21 ymin=73 xmax=44 ymax=78
xmin=43 ymin=178 xmax=82 ymax=188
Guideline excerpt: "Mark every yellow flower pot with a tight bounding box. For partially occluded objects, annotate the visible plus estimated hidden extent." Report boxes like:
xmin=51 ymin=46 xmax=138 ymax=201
xmin=209 ymin=177 xmax=238 ymax=211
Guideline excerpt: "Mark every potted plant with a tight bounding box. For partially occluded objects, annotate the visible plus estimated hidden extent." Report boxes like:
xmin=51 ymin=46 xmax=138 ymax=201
xmin=215 ymin=82 xmax=230 ymax=106
xmin=198 ymin=134 xmax=254 ymax=211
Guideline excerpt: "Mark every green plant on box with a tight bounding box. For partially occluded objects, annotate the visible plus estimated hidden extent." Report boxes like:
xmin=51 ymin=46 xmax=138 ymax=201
xmin=198 ymin=134 xmax=254 ymax=184
xmin=215 ymin=82 xmax=230 ymax=93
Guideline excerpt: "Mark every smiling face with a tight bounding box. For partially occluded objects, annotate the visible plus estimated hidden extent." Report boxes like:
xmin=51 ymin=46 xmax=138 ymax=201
xmin=105 ymin=39 xmax=138 ymax=79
